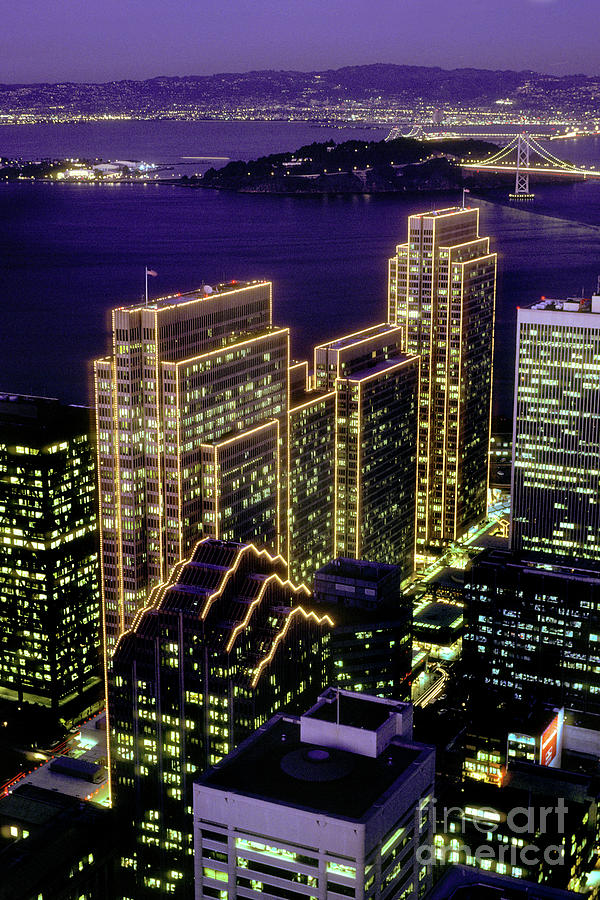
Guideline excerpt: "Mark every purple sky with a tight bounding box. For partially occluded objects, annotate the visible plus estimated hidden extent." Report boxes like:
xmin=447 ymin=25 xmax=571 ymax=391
xmin=1 ymin=0 xmax=598 ymax=83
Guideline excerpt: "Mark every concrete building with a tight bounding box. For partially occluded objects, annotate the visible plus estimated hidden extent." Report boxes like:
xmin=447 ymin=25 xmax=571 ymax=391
xmin=193 ymin=688 xmax=435 ymax=900
xmin=388 ymin=207 xmax=496 ymax=559
xmin=511 ymin=293 xmax=600 ymax=562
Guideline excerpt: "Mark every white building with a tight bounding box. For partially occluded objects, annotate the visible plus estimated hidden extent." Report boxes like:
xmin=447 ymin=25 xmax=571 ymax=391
xmin=511 ymin=289 xmax=600 ymax=561
xmin=193 ymin=688 xmax=435 ymax=900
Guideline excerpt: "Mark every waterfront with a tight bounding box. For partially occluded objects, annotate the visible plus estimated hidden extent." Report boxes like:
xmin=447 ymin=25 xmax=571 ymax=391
xmin=1 ymin=121 xmax=600 ymax=417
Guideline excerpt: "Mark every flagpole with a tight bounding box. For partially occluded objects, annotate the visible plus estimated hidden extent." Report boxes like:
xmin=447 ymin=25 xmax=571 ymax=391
xmin=145 ymin=267 xmax=148 ymax=306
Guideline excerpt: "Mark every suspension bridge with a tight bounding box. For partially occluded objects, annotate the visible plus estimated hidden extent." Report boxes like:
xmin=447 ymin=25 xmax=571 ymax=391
xmin=461 ymin=133 xmax=600 ymax=199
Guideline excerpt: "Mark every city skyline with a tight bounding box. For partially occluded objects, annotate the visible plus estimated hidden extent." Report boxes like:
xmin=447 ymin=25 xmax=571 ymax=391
xmin=1 ymin=0 xmax=599 ymax=84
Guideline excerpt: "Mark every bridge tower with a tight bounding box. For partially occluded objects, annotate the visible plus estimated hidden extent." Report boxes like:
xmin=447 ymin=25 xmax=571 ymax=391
xmin=509 ymin=134 xmax=535 ymax=200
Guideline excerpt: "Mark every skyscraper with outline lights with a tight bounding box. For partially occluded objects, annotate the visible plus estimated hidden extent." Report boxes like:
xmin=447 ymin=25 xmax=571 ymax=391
xmin=109 ymin=538 xmax=332 ymax=899
xmin=94 ymin=280 xmax=288 ymax=654
xmin=511 ymin=293 xmax=600 ymax=561
xmin=288 ymin=383 xmax=336 ymax=585
xmin=388 ymin=208 xmax=496 ymax=558
xmin=314 ymin=325 xmax=419 ymax=580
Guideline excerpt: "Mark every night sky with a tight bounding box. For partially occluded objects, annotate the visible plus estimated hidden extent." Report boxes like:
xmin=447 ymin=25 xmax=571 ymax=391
xmin=1 ymin=0 xmax=598 ymax=84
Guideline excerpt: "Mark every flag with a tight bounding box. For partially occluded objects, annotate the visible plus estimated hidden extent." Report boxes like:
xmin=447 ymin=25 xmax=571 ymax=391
xmin=463 ymin=188 xmax=470 ymax=194
xmin=146 ymin=268 xmax=158 ymax=277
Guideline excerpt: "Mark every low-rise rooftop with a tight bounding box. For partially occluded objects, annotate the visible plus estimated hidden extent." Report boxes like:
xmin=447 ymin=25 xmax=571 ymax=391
xmin=198 ymin=714 xmax=426 ymax=821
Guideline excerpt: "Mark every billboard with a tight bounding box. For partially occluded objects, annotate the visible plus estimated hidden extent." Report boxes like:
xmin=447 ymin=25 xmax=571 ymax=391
xmin=539 ymin=708 xmax=564 ymax=768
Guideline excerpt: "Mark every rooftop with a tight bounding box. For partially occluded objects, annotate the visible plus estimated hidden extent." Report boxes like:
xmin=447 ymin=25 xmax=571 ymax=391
xmin=472 ymin=549 xmax=600 ymax=583
xmin=0 ymin=394 xmax=90 ymax=445
xmin=527 ymin=293 xmax=600 ymax=315
xmin=316 ymin=556 xmax=399 ymax=583
xmin=198 ymin=715 xmax=426 ymax=821
xmin=413 ymin=601 xmax=464 ymax=632
xmin=117 ymin=279 xmax=268 ymax=312
xmin=304 ymin=691 xmax=398 ymax=731
xmin=317 ymin=323 xmax=400 ymax=352
xmin=428 ymin=863 xmax=578 ymax=900
xmin=346 ymin=355 xmax=417 ymax=382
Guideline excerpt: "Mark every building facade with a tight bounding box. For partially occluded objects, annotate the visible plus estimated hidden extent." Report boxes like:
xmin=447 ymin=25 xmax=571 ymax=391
xmin=0 ymin=394 xmax=101 ymax=719
xmin=511 ymin=295 xmax=600 ymax=561
xmin=288 ymin=389 xmax=336 ymax=585
xmin=313 ymin=558 xmax=412 ymax=699
xmin=193 ymin=688 xmax=435 ymax=900
xmin=314 ymin=325 xmax=419 ymax=580
xmin=387 ymin=207 xmax=496 ymax=557
xmin=109 ymin=538 xmax=332 ymax=898
xmin=94 ymin=281 xmax=289 ymax=653
xmin=464 ymin=549 xmax=600 ymax=715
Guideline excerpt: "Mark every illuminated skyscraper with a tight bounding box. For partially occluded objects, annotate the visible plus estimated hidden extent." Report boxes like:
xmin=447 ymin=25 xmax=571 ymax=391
xmin=94 ymin=281 xmax=288 ymax=653
xmin=0 ymin=394 xmax=101 ymax=720
xmin=109 ymin=538 xmax=332 ymax=898
xmin=314 ymin=326 xmax=419 ymax=580
xmin=465 ymin=548 xmax=600 ymax=715
xmin=288 ymin=379 xmax=336 ymax=585
xmin=388 ymin=207 xmax=496 ymax=557
xmin=511 ymin=294 xmax=600 ymax=561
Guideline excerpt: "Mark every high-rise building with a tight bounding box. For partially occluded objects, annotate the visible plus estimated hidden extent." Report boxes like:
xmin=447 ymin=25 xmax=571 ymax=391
xmin=0 ymin=394 xmax=101 ymax=720
xmin=94 ymin=281 xmax=289 ymax=653
xmin=388 ymin=207 xmax=496 ymax=557
xmin=313 ymin=557 xmax=412 ymax=699
xmin=314 ymin=325 xmax=419 ymax=580
xmin=464 ymin=548 xmax=600 ymax=715
xmin=193 ymin=688 xmax=435 ymax=900
xmin=511 ymin=294 xmax=600 ymax=561
xmin=109 ymin=538 xmax=332 ymax=898
xmin=288 ymin=380 xmax=336 ymax=585
xmin=0 ymin=783 xmax=120 ymax=900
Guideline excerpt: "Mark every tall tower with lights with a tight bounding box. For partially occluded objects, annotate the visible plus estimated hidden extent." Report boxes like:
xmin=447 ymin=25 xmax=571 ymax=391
xmin=94 ymin=281 xmax=288 ymax=655
xmin=388 ymin=207 xmax=496 ymax=560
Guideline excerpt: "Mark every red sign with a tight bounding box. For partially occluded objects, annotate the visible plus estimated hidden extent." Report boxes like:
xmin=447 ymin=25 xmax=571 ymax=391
xmin=540 ymin=715 xmax=559 ymax=767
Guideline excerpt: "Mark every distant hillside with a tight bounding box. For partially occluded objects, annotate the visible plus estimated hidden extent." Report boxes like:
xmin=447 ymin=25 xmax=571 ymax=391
xmin=1 ymin=63 xmax=598 ymax=120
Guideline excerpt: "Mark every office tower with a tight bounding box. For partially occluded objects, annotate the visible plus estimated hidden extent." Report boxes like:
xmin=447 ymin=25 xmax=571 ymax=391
xmin=313 ymin=558 xmax=412 ymax=699
xmin=193 ymin=688 xmax=435 ymax=900
xmin=94 ymin=280 xmax=289 ymax=653
xmin=109 ymin=538 xmax=332 ymax=898
xmin=435 ymin=762 xmax=594 ymax=889
xmin=288 ymin=385 xmax=336 ymax=585
xmin=0 ymin=394 xmax=101 ymax=720
xmin=464 ymin=549 xmax=600 ymax=715
xmin=511 ymin=294 xmax=600 ymax=561
xmin=314 ymin=325 xmax=420 ymax=580
xmin=388 ymin=208 xmax=496 ymax=557
xmin=0 ymin=783 xmax=119 ymax=900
